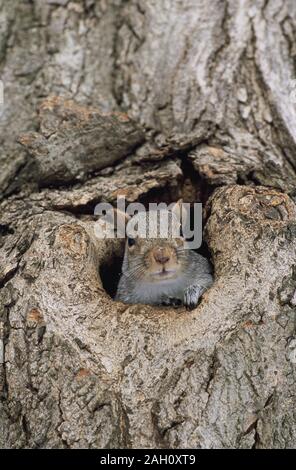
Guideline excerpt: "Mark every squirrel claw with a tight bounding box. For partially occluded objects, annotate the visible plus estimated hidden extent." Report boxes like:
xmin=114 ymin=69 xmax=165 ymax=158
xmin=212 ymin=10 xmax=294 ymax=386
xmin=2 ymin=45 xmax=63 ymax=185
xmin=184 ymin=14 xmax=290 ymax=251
xmin=161 ymin=297 xmax=182 ymax=308
xmin=184 ymin=285 xmax=202 ymax=310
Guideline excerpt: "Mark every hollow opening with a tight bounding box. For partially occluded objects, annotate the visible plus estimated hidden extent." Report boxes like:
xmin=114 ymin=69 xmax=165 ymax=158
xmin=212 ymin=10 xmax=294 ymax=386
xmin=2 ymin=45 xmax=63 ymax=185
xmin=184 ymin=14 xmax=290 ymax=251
xmin=99 ymin=160 xmax=215 ymax=301
xmin=100 ymin=250 xmax=124 ymax=299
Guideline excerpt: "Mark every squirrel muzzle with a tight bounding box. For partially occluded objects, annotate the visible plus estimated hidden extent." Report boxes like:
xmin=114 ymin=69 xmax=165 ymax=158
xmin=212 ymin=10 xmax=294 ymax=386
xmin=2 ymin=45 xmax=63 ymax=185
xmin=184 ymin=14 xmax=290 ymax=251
xmin=152 ymin=247 xmax=171 ymax=265
xmin=146 ymin=245 xmax=179 ymax=280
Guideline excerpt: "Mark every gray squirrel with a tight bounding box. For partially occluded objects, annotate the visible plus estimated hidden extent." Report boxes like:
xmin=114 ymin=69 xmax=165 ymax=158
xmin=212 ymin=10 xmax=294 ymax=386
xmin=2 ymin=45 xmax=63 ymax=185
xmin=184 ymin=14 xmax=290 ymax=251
xmin=115 ymin=201 xmax=213 ymax=310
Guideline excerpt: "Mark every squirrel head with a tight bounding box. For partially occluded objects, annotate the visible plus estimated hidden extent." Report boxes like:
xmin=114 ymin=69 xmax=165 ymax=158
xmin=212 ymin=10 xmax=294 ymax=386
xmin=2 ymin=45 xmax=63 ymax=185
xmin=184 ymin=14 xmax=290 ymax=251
xmin=118 ymin=201 xmax=190 ymax=283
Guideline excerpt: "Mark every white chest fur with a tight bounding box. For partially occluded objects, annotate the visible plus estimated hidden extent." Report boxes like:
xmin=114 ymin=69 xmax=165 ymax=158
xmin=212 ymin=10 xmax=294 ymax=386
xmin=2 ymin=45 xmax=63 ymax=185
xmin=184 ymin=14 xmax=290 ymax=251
xmin=132 ymin=275 xmax=190 ymax=305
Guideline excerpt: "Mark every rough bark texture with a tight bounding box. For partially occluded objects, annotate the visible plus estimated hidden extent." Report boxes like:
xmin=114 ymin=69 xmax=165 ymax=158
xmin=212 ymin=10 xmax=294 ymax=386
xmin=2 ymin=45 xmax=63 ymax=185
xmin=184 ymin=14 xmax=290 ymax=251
xmin=1 ymin=0 xmax=296 ymax=449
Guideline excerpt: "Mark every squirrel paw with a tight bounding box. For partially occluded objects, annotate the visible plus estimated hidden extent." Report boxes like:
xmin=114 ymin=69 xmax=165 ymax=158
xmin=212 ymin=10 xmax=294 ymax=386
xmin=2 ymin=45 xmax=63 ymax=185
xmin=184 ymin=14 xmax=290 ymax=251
xmin=184 ymin=285 xmax=202 ymax=310
xmin=161 ymin=297 xmax=182 ymax=308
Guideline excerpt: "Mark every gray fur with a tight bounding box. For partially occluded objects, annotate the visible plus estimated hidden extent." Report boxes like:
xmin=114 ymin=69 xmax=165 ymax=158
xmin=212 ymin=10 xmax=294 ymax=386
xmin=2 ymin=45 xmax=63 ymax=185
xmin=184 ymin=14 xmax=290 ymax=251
xmin=116 ymin=248 xmax=213 ymax=310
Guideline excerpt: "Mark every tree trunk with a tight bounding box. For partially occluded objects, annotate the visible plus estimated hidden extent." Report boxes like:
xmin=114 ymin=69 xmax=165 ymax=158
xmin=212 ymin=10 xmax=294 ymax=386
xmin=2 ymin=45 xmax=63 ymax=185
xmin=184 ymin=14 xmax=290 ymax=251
xmin=1 ymin=0 xmax=296 ymax=449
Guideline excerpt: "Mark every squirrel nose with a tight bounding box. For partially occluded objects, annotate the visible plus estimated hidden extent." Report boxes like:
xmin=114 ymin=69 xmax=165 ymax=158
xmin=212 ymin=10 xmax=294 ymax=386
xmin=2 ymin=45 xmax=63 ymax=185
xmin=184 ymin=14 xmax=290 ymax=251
xmin=153 ymin=248 xmax=170 ymax=265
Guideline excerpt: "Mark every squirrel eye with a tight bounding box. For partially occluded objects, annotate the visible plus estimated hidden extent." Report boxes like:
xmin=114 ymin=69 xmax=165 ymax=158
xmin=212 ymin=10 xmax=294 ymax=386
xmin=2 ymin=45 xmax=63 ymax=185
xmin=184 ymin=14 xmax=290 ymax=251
xmin=128 ymin=237 xmax=136 ymax=247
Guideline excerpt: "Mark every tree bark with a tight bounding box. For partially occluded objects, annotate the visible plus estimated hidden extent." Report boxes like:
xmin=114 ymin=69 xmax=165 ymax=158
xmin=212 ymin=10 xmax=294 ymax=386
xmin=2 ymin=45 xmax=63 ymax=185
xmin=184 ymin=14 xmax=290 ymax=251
xmin=1 ymin=0 xmax=296 ymax=449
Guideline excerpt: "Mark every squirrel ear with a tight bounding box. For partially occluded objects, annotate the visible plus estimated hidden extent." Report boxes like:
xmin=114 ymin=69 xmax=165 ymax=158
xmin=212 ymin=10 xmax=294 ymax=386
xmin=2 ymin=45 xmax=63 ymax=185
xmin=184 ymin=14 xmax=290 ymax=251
xmin=111 ymin=208 xmax=130 ymax=239
xmin=170 ymin=199 xmax=188 ymax=227
xmin=103 ymin=207 xmax=130 ymax=238
xmin=113 ymin=208 xmax=130 ymax=225
xmin=114 ymin=195 xmax=131 ymax=227
xmin=171 ymin=198 xmax=183 ymax=215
